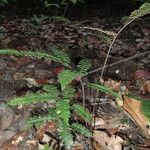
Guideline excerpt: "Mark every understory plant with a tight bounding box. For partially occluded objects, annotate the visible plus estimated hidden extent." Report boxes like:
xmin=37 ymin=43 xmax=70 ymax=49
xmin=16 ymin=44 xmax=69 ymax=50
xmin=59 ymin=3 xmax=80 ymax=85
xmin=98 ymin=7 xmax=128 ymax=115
xmin=0 ymin=47 xmax=92 ymax=149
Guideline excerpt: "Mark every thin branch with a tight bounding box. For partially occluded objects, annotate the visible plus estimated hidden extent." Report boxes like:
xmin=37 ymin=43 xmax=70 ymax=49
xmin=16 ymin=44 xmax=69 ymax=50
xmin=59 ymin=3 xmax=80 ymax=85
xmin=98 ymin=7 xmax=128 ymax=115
xmin=83 ymin=50 xmax=150 ymax=77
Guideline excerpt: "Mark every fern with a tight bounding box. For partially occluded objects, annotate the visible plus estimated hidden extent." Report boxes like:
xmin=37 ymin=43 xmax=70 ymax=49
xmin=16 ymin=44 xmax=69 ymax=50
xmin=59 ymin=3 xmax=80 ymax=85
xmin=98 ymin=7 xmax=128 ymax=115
xmin=49 ymin=45 xmax=71 ymax=67
xmin=126 ymin=2 xmax=150 ymax=23
xmin=87 ymin=83 xmax=119 ymax=98
xmin=26 ymin=115 xmax=55 ymax=128
xmin=58 ymin=120 xmax=74 ymax=149
xmin=73 ymin=104 xmax=92 ymax=122
xmin=62 ymin=85 xmax=76 ymax=99
xmin=43 ymin=84 xmax=59 ymax=96
xmin=72 ymin=123 xmax=91 ymax=137
xmin=8 ymin=92 xmax=57 ymax=106
xmin=58 ymin=70 xmax=78 ymax=91
xmin=77 ymin=58 xmax=91 ymax=74
xmin=0 ymin=49 xmax=70 ymax=67
xmin=56 ymin=99 xmax=71 ymax=126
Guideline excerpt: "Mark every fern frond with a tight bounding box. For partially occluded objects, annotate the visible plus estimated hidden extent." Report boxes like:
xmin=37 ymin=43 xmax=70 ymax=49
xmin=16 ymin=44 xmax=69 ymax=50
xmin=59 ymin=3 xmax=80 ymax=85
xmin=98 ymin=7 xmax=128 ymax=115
xmin=77 ymin=58 xmax=91 ymax=74
xmin=62 ymin=85 xmax=76 ymax=99
xmin=58 ymin=120 xmax=74 ymax=149
xmin=56 ymin=99 xmax=71 ymax=126
xmin=43 ymin=84 xmax=59 ymax=97
xmin=49 ymin=45 xmax=71 ymax=67
xmin=73 ymin=104 xmax=92 ymax=122
xmin=87 ymin=83 xmax=119 ymax=98
xmin=71 ymin=123 xmax=91 ymax=137
xmin=141 ymin=101 xmax=150 ymax=121
xmin=126 ymin=2 xmax=150 ymax=23
xmin=58 ymin=70 xmax=78 ymax=91
xmin=8 ymin=92 xmax=56 ymax=106
xmin=26 ymin=115 xmax=55 ymax=128
xmin=0 ymin=49 xmax=70 ymax=67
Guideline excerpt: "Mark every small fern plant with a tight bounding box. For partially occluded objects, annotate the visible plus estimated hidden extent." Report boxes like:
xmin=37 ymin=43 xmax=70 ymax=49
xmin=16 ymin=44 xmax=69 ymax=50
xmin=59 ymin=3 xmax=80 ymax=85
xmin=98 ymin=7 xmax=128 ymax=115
xmin=0 ymin=48 xmax=92 ymax=149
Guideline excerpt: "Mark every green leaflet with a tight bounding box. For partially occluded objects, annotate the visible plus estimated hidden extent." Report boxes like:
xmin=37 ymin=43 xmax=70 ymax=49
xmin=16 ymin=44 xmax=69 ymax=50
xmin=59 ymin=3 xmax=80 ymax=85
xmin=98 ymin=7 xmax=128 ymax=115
xmin=72 ymin=123 xmax=91 ymax=137
xmin=126 ymin=2 xmax=150 ymax=23
xmin=77 ymin=58 xmax=91 ymax=74
xmin=0 ymin=49 xmax=70 ymax=67
xmin=43 ymin=84 xmax=59 ymax=97
xmin=26 ymin=115 xmax=55 ymax=128
xmin=56 ymin=99 xmax=71 ymax=126
xmin=58 ymin=120 xmax=73 ymax=149
xmin=87 ymin=83 xmax=119 ymax=98
xmin=49 ymin=45 xmax=71 ymax=66
xmin=62 ymin=85 xmax=76 ymax=99
xmin=73 ymin=104 xmax=92 ymax=122
xmin=58 ymin=70 xmax=78 ymax=91
xmin=8 ymin=92 xmax=56 ymax=106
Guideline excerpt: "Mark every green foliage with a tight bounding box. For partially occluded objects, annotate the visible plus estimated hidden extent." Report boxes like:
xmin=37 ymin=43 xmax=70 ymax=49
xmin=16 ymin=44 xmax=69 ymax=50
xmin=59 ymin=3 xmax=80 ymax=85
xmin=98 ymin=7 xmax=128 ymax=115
xmin=56 ymin=99 xmax=71 ymax=126
xmin=87 ymin=83 xmax=150 ymax=122
xmin=58 ymin=70 xmax=78 ymax=91
xmin=62 ymin=85 xmax=76 ymax=99
xmin=0 ymin=0 xmax=8 ymax=6
xmin=26 ymin=115 xmax=56 ymax=128
xmin=126 ymin=2 xmax=150 ymax=23
xmin=43 ymin=84 xmax=59 ymax=96
xmin=141 ymin=101 xmax=150 ymax=121
xmin=58 ymin=120 xmax=74 ymax=149
xmin=73 ymin=104 xmax=92 ymax=122
xmin=4 ymin=47 xmax=92 ymax=148
xmin=77 ymin=58 xmax=91 ymax=74
xmin=31 ymin=15 xmax=48 ymax=25
xmin=8 ymin=92 xmax=56 ymax=106
xmin=49 ymin=45 xmax=71 ymax=66
xmin=0 ymin=49 xmax=70 ymax=67
xmin=72 ymin=123 xmax=91 ymax=137
xmin=40 ymin=144 xmax=50 ymax=150
xmin=50 ymin=16 xmax=71 ymax=23
xmin=87 ymin=83 xmax=119 ymax=98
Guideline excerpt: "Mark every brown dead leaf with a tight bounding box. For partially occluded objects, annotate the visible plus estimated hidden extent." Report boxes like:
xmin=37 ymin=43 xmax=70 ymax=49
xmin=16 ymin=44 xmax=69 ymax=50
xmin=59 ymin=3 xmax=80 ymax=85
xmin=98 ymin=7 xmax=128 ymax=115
xmin=104 ymin=79 xmax=121 ymax=91
xmin=93 ymin=142 xmax=108 ymax=150
xmin=92 ymin=117 xmax=107 ymax=129
xmin=36 ymin=121 xmax=57 ymax=141
xmin=139 ymin=80 xmax=150 ymax=99
xmin=122 ymin=96 xmax=150 ymax=139
xmin=93 ymin=130 xmax=124 ymax=150
xmin=71 ymin=144 xmax=84 ymax=150
xmin=93 ymin=130 xmax=111 ymax=149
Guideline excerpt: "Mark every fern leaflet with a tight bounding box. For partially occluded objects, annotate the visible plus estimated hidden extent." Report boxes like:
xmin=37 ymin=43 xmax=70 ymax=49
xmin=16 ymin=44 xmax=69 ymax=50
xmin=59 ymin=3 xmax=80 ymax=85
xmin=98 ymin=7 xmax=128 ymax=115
xmin=8 ymin=92 xmax=56 ymax=106
xmin=73 ymin=104 xmax=92 ymax=122
xmin=72 ymin=123 xmax=91 ymax=137
xmin=56 ymin=99 xmax=71 ymax=126
xmin=87 ymin=83 xmax=119 ymax=98
xmin=0 ymin=49 xmax=70 ymax=67
xmin=77 ymin=58 xmax=91 ymax=74
xmin=126 ymin=2 xmax=150 ymax=23
xmin=62 ymin=85 xmax=76 ymax=99
xmin=58 ymin=120 xmax=74 ymax=149
xmin=49 ymin=45 xmax=71 ymax=67
xmin=58 ymin=70 xmax=78 ymax=91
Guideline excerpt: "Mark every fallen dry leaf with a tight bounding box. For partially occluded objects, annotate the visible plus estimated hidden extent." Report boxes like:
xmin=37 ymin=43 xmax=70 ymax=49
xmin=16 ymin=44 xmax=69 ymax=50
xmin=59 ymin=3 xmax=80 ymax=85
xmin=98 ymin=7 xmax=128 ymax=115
xmin=36 ymin=121 xmax=57 ymax=141
xmin=122 ymin=96 xmax=150 ymax=139
xmin=93 ymin=130 xmax=124 ymax=150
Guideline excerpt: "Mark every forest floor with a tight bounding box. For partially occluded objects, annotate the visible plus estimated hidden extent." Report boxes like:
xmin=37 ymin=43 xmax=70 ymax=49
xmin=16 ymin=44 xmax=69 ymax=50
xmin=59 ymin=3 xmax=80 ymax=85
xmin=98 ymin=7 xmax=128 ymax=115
xmin=0 ymin=9 xmax=150 ymax=150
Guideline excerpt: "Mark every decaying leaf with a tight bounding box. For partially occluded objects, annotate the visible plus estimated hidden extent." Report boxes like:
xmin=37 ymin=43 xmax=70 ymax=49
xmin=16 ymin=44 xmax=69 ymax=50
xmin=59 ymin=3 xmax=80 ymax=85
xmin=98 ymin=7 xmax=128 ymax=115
xmin=122 ymin=96 xmax=150 ymax=139
xmin=36 ymin=121 xmax=57 ymax=141
xmin=92 ymin=117 xmax=107 ymax=129
xmin=93 ymin=130 xmax=124 ymax=150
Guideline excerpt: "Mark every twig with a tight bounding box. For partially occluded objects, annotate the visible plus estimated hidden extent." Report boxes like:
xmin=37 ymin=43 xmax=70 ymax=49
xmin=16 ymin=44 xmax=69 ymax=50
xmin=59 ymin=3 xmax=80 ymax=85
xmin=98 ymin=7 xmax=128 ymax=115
xmin=79 ymin=26 xmax=116 ymax=37
xmin=83 ymin=50 xmax=150 ymax=77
